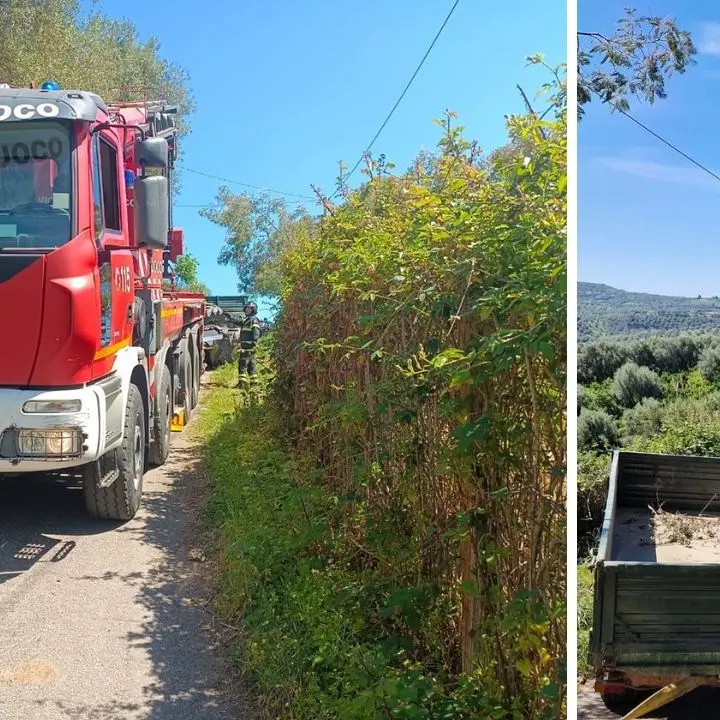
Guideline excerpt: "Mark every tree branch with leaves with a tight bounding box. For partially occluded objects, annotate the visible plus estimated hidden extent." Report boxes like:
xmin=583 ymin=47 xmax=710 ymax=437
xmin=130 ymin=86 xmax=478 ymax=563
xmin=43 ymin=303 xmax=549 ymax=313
xmin=577 ymin=8 xmax=696 ymax=117
xmin=200 ymin=189 xmax=315 ymax=296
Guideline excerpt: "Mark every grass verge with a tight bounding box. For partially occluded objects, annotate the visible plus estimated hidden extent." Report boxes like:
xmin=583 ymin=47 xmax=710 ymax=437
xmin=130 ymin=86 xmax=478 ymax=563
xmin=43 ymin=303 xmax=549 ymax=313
xmin=195 ymin=359 xmax=535 ymax=719
xmin=577 ymin=564 xmax=593 ymax=680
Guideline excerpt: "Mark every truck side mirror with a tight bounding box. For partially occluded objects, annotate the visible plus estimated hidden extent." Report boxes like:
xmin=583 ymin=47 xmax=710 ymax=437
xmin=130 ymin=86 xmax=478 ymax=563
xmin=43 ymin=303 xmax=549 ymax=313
xmin=134 ymin=175 xmax=169 ymax=249
xmin=169 ymin=228 xmax=184 ymax=261
xmin=135 ymin=137 xmax=168 ymax=169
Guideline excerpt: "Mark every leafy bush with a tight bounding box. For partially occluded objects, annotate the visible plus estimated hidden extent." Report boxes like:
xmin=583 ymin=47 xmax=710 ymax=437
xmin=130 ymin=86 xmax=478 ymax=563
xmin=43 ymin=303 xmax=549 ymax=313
xmin=267 ymin=88 xmax=567 ymax=717
xmin=698 ymin=346 xmax=720 ymax=382
xmin=612 ymin=362 xmax=663 ymax=407
xmin=578 ymin=409 xmax=618 ymax=452
xmin=641 ymin=420 xmax=720 ymax=457
xmin=577 ymin=451 xmax=611 ymax=548
xmin=579 ymin=378 xmax=621 ymax=417
xmin=623 ymin=397 xmax=664 ymax=438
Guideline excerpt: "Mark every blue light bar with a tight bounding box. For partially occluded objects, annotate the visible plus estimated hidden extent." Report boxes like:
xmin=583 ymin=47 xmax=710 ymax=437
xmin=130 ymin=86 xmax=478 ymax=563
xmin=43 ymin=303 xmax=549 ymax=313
xmin=40 ymin=81 xmax=61 ymax=91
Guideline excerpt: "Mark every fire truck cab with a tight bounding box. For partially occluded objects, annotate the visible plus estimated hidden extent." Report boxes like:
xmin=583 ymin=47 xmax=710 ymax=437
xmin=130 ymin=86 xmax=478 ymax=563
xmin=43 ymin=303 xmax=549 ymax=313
xmin=0 ymin=81 xmax=205 ymax=520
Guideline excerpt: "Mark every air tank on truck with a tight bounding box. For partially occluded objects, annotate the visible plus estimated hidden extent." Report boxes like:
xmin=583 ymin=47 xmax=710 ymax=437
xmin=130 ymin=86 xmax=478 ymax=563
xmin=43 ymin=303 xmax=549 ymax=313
xmin=0 ymin=81 xmax=205 ymax=520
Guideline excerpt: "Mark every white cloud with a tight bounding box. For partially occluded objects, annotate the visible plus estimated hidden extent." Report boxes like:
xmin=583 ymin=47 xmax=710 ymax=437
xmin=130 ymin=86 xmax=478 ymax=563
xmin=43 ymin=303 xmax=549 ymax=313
xmin=596 ymin=156 xmax=720 ymax=192
xmin=698 ymin=22 xmax=720 ymax=55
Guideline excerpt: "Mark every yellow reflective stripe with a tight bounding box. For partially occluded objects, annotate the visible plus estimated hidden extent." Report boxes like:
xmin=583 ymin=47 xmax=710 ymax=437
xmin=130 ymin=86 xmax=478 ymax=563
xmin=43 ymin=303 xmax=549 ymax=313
xmin=94 ymin=336 xmax=131 ymax=361
xmin=161 ymin=307 xmax=183 ymax=318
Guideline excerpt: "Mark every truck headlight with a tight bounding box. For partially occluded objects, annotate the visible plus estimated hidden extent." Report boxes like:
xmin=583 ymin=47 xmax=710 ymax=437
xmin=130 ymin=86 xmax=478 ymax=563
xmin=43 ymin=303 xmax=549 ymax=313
xmin=17 ymin=428 xmax=81 ymax=457
xmin=22 ymin=399 xmax=82 ymax=413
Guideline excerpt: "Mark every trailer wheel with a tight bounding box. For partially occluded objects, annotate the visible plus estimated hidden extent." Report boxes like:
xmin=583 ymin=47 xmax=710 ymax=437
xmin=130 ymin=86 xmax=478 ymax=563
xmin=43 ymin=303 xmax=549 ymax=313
xmin=148 ymin=364 xmax=171 ymax=467
xmin=83 ymin=383 xmax=145 ymax=521
xmin=191 ymin=342 xmax=200 ymax=409
xmin=178 ymin=338 xmax=192 ymax=421
xmin=601 ymin=688 xmax=645 ymax=713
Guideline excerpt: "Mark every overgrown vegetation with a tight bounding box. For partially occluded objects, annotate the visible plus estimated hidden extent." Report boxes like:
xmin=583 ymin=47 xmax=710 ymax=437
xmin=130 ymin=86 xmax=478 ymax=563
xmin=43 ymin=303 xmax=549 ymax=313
xmin=578 ymin=342 xmax=720 ymax=542
xmin=202 ymin=61 xmax=567 ymax=718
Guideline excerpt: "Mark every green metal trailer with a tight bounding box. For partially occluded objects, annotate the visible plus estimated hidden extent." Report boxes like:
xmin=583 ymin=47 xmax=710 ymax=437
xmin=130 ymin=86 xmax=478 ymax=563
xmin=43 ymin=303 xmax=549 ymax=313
xmin=590 ymin=450 xmax=720 ymax=716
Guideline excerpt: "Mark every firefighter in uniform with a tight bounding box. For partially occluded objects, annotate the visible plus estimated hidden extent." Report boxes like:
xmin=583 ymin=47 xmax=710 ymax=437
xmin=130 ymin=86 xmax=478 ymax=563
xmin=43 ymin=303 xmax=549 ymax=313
xmin=237 ymin=301 xmax=261 ymax=383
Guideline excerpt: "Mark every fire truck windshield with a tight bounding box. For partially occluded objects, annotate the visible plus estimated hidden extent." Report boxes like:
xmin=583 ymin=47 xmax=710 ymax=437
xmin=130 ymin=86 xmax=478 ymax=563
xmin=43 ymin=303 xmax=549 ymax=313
xmin=0 ymin=121 xmax=72 ymax=250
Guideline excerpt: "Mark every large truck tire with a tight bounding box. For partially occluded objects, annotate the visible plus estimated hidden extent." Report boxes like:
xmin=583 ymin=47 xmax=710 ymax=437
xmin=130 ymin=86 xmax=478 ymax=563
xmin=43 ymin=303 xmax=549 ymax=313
xmin=83 ymin=383 xmax=145 ymax=521
xmin=191 ymin=341 xmax=201 ymax=409
xmin=148 ymin=364 xmax=171 ymax=467
xmin=177 ymin=338 xmax=192 ymax=422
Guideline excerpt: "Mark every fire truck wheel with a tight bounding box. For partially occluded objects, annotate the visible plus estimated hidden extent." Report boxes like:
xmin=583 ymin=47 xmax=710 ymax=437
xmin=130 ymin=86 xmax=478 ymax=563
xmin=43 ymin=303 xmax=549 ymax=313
xmin=148 ymin=364 xmax=172 ymax=467
xmin=179 ymin=339 xmax=192 ymax=421
xmin=191 ymin=343 xmax=200 ymax=409
xmin=83 ymin=383 xmax=145 ymax=521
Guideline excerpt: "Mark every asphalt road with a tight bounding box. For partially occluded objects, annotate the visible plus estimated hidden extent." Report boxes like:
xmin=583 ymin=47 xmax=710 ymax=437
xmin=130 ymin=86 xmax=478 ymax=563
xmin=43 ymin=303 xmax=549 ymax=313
xmin=0 ymin=405 xmax=248 ymax=719
xmin=578 ymin=684 xmax=720 ymax=719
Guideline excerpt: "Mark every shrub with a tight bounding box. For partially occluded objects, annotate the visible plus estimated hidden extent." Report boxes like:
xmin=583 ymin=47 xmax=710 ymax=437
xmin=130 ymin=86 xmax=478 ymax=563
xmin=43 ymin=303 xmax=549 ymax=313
xmin=623 ymin=397 xmax=664 ymax=438
xmin=612 ymin=362 xmax=663 ymax=407
xmin=577 ymin=451 xmax=611 ymax=546
xmin=698 ymin=346 xmax=720 ymax=382
xmin=578 ymin=341 xmax=628 ymax=383
xmin=578 ymin=409 xmax=618 ymax=452
xmin=580 ymin=378 xmax=621 ymax=417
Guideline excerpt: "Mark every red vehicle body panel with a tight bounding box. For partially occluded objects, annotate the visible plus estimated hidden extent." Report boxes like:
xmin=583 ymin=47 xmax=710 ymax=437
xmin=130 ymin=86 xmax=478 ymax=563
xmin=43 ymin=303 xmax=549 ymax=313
xmin=0 ymin=96 xmax=204 ymax=391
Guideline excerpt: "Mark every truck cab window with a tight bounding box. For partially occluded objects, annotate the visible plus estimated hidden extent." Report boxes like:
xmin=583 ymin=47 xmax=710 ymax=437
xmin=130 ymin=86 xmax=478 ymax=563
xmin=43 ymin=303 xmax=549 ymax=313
xmin=91 ymin=135 xmax=103 ymax=241
xmin=0 ymin=120 xmax=73 ymax=249
xmin=98 ymin=137 xmax=121 ymax=233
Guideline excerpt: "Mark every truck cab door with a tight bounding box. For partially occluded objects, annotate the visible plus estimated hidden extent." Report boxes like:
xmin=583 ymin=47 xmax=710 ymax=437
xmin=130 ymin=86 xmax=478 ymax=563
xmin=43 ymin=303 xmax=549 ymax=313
xmin=91 ymin=132 xmax=134 ymax=358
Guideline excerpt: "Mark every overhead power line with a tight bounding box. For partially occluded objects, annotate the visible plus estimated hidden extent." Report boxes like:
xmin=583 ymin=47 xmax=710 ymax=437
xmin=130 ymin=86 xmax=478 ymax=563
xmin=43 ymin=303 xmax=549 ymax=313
xmin=176 ymin=199 xmax=309 ymax=209
xmin=177 ymin=2 xmax=460 ymax=207
xmin=339 ymin=0 xmax=461 ymax=190
xmin=617 ymin=106 xmax=720 ymax=184
xmin=597 ymin=91 xmax=720 ymax=185
xmin=180 ymin=166 xmax=315 ymax=200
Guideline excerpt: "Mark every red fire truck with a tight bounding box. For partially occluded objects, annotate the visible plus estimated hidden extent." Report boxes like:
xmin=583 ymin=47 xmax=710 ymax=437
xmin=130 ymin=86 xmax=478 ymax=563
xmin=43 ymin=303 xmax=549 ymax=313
xmin=0 ymin=81 xmax=205 ymax=520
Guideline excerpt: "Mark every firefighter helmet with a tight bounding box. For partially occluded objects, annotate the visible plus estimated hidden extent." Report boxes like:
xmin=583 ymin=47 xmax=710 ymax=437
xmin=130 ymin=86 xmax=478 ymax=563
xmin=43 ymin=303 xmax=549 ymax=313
xmin=244 ymin=302 xmax=258 ymax=317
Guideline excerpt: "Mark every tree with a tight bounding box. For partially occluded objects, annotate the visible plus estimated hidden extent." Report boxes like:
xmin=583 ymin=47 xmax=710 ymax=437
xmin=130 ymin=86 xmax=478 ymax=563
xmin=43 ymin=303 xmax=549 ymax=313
xmin=623 ymin=397 xmax=664 ymax=438
xmin=578 ymin=341 xmax=628 ymax=383
xmin=612 ymin=362 xmax=663 ymax=407
xmin=200 ymin=189 xmax=315 ymax=296
xmin=173 ymin=253 xmax=209 ymax=295
xmin=577 ymin=9 xmax=696 ymax=117
xmin=0 ymin=0 xmax=195 ymax=186
xmin=698 ymin=346 xmax=720 ymax=382
xmin=578 ymin=409 xmax=618 ymax=452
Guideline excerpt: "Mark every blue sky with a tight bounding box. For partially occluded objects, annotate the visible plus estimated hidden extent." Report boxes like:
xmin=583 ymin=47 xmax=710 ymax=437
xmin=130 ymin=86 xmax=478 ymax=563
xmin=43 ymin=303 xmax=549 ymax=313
xmin=580 ymin=1 xmax=720 ymax=298
xmin=92 ymin=0 xmax=565 ymax=311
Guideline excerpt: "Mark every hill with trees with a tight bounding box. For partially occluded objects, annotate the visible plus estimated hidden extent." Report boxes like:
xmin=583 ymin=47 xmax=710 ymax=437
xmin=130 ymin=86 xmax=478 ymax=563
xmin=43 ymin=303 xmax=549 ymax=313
xmin=578 ymin=281 xmax=720 ymax=343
